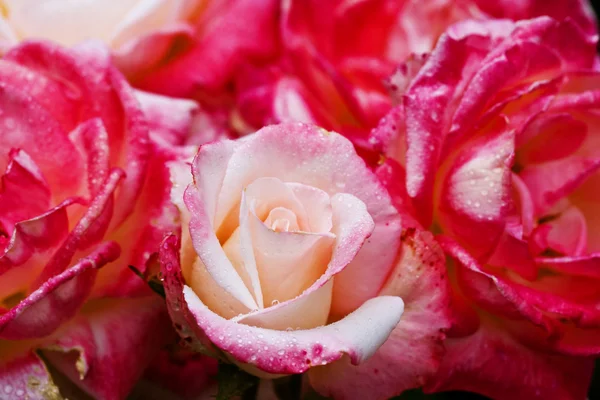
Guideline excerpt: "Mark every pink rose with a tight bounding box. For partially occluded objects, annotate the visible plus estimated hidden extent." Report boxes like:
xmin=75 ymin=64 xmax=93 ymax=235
xmin=160 ymin=122 xmax=451 ymax=399
xmin=0 ymin=41 xmax=196 ymax=399
xmin=372 ymin=16 xmax=600 ymax=399
xmin=235 ymin=0 xmax=596 ymax=145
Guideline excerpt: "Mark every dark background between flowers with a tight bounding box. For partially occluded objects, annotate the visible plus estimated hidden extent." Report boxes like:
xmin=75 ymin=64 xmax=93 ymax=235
xmin=394 ymin=1 xmax=600 ymax=399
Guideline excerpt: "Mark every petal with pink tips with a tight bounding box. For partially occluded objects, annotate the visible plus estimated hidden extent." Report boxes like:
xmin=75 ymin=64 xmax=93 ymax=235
xmin=309 ymin=229 xmax=451 ymax=399
xmin=184 ymin=184 xmax=258 ymax=311
xmin=0 ymin=241 xmax=119 ymax=340
xmin=437 ymin=124 xmax=514 ymax=259
xmin=183 ymin=285 xmax=403 ymax=375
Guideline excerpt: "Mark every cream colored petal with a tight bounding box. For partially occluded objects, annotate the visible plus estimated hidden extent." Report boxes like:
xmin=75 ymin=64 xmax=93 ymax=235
xmin=186 ymin=257 xmax=251 ymax=319
xmin=286 ymin=182 xmax=333 ymax=233
xmin=248 ymin=210 xmax=335 ymax=305
xmin=5 ymin=0 xmax=138 ymax=46
xmin=234 ymin=279 xmax=333 ymax=330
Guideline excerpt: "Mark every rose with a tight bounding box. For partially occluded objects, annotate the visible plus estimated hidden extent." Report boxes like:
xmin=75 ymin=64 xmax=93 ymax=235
xmin=371 ymin=17 xmax=600 ymax=399
xmin=234 ymin=0 xmax=596 ymax=144
xmin=0 ymin=40 xmax=199 ymax=399
xmin=0 ymin=0 xmax=279 ymax=100
xmin=160 ymin=122 xmax=451 ymax=399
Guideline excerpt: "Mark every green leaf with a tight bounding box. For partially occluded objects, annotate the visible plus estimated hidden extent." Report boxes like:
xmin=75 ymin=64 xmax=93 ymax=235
xmin=216 ymin=362 xmax=259 ymax=400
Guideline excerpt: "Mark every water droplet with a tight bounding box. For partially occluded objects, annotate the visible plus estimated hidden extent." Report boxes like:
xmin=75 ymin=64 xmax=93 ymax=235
xmin=4 ymin=386 xmax=13 ymax=394
xmin=278 ymin=350 xmax=285 ymax=355
xmin=271 ymin=299 xmax=280 ymax=306
xmin=4 ymin=118 xmax=15 ymax=129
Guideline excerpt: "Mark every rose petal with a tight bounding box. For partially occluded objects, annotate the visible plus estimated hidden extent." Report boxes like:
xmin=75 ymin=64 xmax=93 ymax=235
xmin=183 ymin=285 xmax=403 ymax=375
xmin=136 ymin=0 xmax=279 ymax=96
xmin=309 ymin=229 xmax=451 ymax=399
xmin=531 ymin=206 xmax=587 ymax=256
xmin=0 ymin=150 xmax=50 ymax=229
xmin=134 ymin=89 xmax=200 ymax=147
xmin=184 ymin=185 xmax=258 ymax=311
xmin=0 ymin=241 xmax=119 ymax=340
xmin=43 ymin=295 xmax=172 ymax=400
xmin=0 ymin=347 xmax=58 ymax=400
xmin=437 ymin=122 xmax=514 ymax=260
xmin=425 ymin=323 xmax=595 ymax=400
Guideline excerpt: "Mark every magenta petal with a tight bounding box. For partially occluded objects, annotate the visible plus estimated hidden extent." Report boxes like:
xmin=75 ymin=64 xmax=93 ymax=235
xmin=426 ymin=323 xmax=594 ymax=400
xmin=0 ymin=241 xmax=119 ymax=339
xmin=437 ymin=124 xmax=514 ymax=259
xmin=0 ymin=149 xmax=50 ymax=228
xmin=135 ymin=90 xmax=200 ymax=147
xmin=0 ymin=350 xmax=57 ymax=400
xmin=35 ymin=169 xmax=124 ymax=285
xmin=0 ymin=197 xmax=75 ymax=273
xmin=44 ymin=296 xmax=172 ymax=400
xmin=160 ymin=234 xmax=218 ymax=355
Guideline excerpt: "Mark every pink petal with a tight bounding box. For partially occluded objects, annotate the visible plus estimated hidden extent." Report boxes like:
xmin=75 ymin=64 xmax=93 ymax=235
xmin=134 ymin=89 xmax=200 ymax=147
xmin=0 ymin=350 xmax=56 ymax=400
xmin=183 ymin=285 xmax=403 ymax=375
xmin=0 ymin=198 xmax=77 ymax=298
xmin=136 ymin=0 xmax=279 ymax=97
xmin=441 ymin=236 xmax=600 ymax=354
xmin=35 ymin=169 xmax=124 ymax=285
xmin=519 ymin=156 xmax=600 ymax=215
xmin=474 ymin=0 xmax=598 ymax=36
xmin=426 ymin=322 xmax=595 ymax=400
xmin=531 ymin=206 xmax=588 ymax=256
xmin=44 ymin=295 xmax=172 ymax=400
xmin=0 ymin=241 xmax=119 ymax=339
xmin=517 ymin=113 xmax=588 ymax=165
xmin=160 ymin=234 xmax=227 ymax=356
xmin=0 ymin=149 xmax=50 ymax=229
xmin=437 ymin=124 xmax=514 ymax=260
xmin=487 ymin=231 xmax=538 ymax=281
xmin=0 ymin=60 xmax=85 ymax=197
xmin=69 ymin=119 xmax=111 ymax=198
xmin=94 ymin=141 xmax=184 ymax=297
xmin=309 ymin=229 xmax=451 ymax=399
xmin=113 ymin=23 xmax=194 ymax=78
